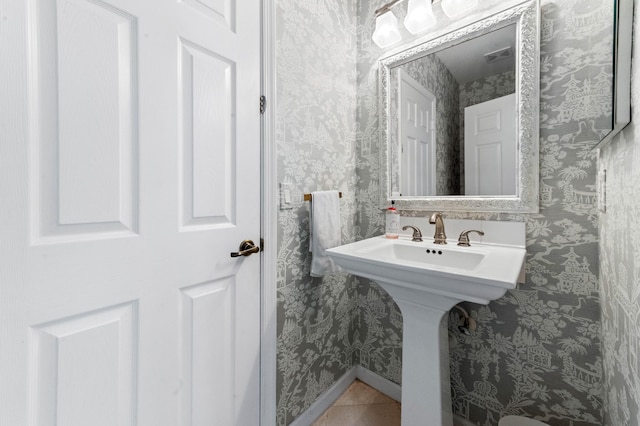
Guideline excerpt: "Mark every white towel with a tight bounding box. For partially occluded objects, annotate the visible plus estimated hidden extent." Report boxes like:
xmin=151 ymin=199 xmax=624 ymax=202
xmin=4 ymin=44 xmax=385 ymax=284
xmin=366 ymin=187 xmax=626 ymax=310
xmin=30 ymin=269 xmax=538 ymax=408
xmin=309 ymin=190 xmax=341 ymax=277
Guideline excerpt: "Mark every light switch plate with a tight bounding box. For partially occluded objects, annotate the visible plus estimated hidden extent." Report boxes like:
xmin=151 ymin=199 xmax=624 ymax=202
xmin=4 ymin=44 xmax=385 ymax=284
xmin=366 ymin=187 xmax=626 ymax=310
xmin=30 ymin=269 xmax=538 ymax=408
xmin=280 ymin=182 xmax=294 ymax=210
xmin=598 ymin=169 xmax=606 ymax=213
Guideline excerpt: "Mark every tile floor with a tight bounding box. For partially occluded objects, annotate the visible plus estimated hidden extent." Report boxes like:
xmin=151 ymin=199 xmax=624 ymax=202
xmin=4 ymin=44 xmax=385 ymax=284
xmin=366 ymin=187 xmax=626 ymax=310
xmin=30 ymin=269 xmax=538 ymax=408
xmin=312 ymin=380 xmax=401 ymax=426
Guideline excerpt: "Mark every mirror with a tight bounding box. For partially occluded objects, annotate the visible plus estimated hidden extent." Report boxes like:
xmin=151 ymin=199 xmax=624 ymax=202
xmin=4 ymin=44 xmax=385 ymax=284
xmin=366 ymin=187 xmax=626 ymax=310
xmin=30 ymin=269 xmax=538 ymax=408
xmin=390 ymin=24 xmax=517 ymax=197
xmin=595 ymin=0 xmax=632 ymax=149
xmin=379 ymin=0 xmax=540 ymax=212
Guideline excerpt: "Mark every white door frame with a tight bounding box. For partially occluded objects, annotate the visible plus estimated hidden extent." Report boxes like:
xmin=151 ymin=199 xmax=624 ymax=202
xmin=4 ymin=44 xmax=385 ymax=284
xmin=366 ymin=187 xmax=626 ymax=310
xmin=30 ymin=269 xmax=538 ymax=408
xmin=260 ymin=1 xmax=278 ymax=425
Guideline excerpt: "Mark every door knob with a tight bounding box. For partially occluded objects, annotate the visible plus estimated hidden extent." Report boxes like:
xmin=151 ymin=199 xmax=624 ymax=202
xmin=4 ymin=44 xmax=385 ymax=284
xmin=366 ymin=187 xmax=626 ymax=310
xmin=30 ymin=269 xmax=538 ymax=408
xmin=230 ymin=240 xmax=260 ymax=258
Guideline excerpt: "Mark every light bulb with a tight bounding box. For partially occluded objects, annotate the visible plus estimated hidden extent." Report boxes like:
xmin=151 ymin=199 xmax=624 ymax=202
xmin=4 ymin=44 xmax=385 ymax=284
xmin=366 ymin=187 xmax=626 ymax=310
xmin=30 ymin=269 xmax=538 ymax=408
xmin=372 ymin=11 xmax=402 ymax=48
xmin=441 ymin=0 xmax=479 ymax=19
xmin=404 ymin=0 xmax=436 ymax=34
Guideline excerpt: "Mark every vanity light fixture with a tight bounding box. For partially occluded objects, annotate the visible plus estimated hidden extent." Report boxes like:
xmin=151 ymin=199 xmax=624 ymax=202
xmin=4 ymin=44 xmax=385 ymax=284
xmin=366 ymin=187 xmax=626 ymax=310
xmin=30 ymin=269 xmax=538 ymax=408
xmin=372 ymin=9 xmax=403 ymax=48
xmin=372 ymin=0 xmax=478 ymax=48
xmin=404 ymin=0 xmax=436 ymax=34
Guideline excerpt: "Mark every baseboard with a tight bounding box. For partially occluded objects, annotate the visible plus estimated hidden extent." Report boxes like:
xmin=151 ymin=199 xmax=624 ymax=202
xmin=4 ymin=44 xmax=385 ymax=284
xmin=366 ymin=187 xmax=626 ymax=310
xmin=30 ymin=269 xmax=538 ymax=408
xmin=289 ymin=365 xmax=475 ymax=426
xmin=289 ymin=367 xmax=357 ymax=426
xmin=355 ymin=365 xmax=401 ymax=402
xmin=355 ymin=368 xmax=473 ymax=426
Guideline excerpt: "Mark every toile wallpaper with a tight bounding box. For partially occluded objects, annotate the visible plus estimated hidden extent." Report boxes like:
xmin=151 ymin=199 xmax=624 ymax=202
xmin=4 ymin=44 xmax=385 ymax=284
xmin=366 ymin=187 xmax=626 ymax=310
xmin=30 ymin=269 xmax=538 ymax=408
xmin=458 ymin=71 xmax=516 ymax=113
xmin=275 ymin=0 xmax=626 ymax=425
xmin=598 ymin=2 xmax=640 ymax=424
xmin=274 ymin=0 xmax=359 ymax=424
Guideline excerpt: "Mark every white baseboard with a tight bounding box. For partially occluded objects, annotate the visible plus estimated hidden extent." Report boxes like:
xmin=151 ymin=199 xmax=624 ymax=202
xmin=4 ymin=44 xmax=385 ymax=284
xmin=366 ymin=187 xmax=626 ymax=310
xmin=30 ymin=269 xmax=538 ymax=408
xmin=289 ymin=367 xmax=357 ymax=426
xmin=355 ymin=365 xmax=401 ymax=402
xmin=289 ymin=366 xmax=402 ymax=426
xmin=289 ymin=365 xmax=476 ymax=426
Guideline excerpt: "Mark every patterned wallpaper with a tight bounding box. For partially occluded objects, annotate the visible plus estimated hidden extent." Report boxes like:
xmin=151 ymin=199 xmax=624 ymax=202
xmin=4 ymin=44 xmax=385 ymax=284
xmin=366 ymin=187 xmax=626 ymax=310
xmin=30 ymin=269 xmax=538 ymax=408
xmin=459 ymin=71 xmax=516 ymax=112
xmin=275 ymin=0 xmax=621 ymax=425
xmin=355 ymin=0 xmax=611 ymax=425
xmin=599 ymin=1 xmax=640 ymax=424
xmin=274 ymin=0 xmax=358 ymax=424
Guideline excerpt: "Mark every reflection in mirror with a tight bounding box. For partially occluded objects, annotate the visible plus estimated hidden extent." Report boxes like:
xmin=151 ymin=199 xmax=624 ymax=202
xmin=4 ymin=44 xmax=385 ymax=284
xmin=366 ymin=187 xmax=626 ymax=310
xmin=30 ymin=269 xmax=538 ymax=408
xmin=379 ymin=0 xmax=541 ymax=212
xmin=594 ymin=0 xmax=632 ymax=149
xmin=390 ymin=24 xmax=517 ymax=197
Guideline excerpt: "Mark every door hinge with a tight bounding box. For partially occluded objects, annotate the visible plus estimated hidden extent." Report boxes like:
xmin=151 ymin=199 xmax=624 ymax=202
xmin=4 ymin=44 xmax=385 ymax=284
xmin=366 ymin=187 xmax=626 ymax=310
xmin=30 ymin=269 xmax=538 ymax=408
xmin=260 ymin=95 xmax=266 ymax=114
xmin=260 ymin=238 xmax=264 ymax=252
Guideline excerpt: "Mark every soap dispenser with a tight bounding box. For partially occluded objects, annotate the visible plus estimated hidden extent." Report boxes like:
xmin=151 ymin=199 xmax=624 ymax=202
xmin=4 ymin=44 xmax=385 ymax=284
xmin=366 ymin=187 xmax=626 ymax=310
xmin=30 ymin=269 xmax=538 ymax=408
xmin=385 ymin=201 xmax=400 ymax=239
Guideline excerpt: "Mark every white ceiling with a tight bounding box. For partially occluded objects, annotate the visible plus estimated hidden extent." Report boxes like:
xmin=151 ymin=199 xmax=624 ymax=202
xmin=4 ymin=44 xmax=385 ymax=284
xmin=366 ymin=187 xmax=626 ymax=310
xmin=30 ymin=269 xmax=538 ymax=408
xmin=435 ymin=24 xmax=516 ymax=84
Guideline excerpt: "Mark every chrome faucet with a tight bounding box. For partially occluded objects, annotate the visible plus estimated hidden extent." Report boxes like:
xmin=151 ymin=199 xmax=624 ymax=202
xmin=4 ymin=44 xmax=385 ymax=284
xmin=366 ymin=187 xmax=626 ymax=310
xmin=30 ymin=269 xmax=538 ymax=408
xmin=402 ymin=225 xmax=423 ymax=242
xmin=429 ymin=212 xmax=447 ymax=244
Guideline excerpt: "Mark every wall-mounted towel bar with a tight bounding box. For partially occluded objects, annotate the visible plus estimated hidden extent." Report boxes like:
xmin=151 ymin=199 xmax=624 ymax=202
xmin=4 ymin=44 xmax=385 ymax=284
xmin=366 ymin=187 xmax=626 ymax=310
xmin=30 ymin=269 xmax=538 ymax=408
xmin=304 ymin=192 xmax=343 ymax=201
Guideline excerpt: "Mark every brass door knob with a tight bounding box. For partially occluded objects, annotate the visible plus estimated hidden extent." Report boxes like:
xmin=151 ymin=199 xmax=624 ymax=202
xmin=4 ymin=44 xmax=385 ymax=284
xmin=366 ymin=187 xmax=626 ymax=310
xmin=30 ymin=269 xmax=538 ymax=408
xmin=230 ymin=240 xmax=260 ymax=258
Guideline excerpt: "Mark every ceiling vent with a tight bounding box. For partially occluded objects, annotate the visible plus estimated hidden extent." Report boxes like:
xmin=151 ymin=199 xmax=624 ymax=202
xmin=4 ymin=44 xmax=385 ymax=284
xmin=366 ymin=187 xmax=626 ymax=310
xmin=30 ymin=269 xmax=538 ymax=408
xmin=484 ymin=46 xmax=513 ymax=64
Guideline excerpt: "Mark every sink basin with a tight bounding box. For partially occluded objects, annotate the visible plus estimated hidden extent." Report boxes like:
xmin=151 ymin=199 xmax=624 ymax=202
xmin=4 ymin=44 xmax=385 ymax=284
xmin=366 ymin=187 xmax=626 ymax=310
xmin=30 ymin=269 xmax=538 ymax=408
xmin=351 ymin=238 xmax=485 ymax=270
xmin=326 ymin=236 xmax=525 ymax=306
xmin=326 ymin=235 xmax=526 ymax=426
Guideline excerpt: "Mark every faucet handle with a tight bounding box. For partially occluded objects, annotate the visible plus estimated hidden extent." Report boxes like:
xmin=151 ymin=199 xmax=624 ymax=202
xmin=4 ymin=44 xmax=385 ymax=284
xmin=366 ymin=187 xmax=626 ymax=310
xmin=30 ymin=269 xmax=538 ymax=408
xmin=402 ymin=225 xmax=423 ymax=242
xmin=457 ymin=229 xmax=485 ymax=247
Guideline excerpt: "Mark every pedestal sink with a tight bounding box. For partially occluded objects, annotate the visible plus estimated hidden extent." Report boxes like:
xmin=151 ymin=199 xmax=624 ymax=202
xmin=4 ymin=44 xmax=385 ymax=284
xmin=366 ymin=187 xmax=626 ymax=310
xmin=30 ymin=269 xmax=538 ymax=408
xmin=326 ymin=236 xmax=526 ymax=426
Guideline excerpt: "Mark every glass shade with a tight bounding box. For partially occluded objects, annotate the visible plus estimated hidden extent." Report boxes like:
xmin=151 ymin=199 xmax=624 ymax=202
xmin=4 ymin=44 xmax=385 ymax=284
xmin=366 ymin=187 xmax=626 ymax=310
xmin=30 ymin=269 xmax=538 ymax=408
xmin=441 ymin=0 xmax=479 ymax=18
xmin=372 ymin=11 xmax=402 ymax=48
xmin=404 ymin=0 xmax=437 ymax=34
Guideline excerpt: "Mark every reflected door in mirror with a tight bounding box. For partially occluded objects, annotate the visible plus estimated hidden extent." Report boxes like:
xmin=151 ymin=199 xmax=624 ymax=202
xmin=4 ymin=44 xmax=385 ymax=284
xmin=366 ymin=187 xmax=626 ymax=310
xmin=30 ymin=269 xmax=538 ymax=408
xmin=399 ymin=69 xmax=436 ymax=196
xmin=464 ymin=93 xmax=516 ymax=195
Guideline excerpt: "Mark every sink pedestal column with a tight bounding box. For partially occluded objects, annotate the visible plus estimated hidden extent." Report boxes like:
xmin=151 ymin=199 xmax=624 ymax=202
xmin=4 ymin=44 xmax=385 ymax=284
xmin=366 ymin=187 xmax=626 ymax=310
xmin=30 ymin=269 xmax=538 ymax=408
xmin=395 ymin=299 xmax=457 ymax=426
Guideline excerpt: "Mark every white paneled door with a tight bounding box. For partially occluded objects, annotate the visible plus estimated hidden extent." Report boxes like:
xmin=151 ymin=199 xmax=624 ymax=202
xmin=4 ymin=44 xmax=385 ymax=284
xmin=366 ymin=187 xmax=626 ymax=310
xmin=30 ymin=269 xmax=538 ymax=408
xmin=464 ymin=93 xmax=516 ymax=196
xmin=0 ymin=0 xmax=261 ymax=425
xmin=398 ymin=69 xmax=436 ymax=197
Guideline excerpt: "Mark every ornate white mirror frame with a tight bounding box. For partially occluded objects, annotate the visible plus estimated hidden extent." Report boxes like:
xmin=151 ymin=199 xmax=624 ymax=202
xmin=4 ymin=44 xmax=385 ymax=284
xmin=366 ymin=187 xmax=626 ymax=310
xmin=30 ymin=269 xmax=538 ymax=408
xmin=379 ymin=0 xmax=540 ymax=212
